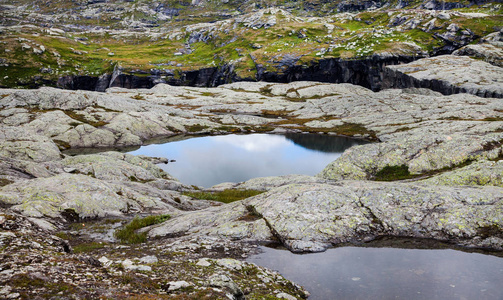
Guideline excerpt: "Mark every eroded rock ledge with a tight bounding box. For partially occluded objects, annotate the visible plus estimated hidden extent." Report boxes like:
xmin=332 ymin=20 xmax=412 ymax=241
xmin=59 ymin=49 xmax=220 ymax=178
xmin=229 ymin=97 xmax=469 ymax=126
xmin=1 ymin=58 xmax=502 ymax=297
xmin=383 ymin=55 xmax=503 ymax=98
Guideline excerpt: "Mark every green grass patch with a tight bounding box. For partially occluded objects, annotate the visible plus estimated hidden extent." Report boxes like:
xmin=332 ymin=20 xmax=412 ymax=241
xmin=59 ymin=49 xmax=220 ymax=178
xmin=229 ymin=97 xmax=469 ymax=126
xmin=183 ymin=189 xmax=265 ymax=204
xmin=114 ymin=214 xmax=171 ymax=244
xmin=72 ymin=241 xmax=107 ymax=253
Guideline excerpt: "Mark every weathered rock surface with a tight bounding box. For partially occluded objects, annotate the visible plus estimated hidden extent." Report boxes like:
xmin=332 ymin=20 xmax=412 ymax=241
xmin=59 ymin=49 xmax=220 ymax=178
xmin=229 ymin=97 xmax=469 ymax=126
xmin=420 ymin=159 xmax=503 ymax=187
xmin=454 ymin=43 xmax=503 ymax=67
xmin=383 ymin=55 xmax=503 ymax=98
xmin=149 ymin=179 xmax=503 ymax=252
xmin=0 ymin=150 xmax=212 ymax=226
xmin=1 ymin=75 xmax=503 ymax=297
xmin=1 ymin=79 xmax=502 ymax=195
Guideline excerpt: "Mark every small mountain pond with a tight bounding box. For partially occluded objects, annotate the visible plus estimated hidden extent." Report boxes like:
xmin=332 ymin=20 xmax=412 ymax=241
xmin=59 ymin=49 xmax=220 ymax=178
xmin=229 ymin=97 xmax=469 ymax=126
xmin=128 ymin=133 xmax=365 ymax=188
xmin=247 ymin=239 xmax=503 ymax=300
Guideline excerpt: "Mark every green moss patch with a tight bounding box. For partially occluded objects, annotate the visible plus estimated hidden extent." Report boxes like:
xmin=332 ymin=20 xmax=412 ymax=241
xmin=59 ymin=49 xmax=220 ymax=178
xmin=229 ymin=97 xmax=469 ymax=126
xmin=63 ymin=111 xmax=108 ymax=127
xmin=332 ymin=122 xmax=379 ymax=141
xmin=0 ymin=178 xmax=14 ymax=187
xmin=115 ymin=214 xmax=171 ymax=244
xmin=374 ymin=165 xmax=414 ymax=181
xmin=186 ymin=124 xmax=210 ymax=132
xmin=183 ymin=189 xmax=265 ymax=204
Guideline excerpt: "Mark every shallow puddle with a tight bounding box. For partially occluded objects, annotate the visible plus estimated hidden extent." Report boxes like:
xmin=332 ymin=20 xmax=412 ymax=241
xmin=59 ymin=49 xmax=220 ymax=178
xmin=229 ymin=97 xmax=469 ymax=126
xmin=247 ymin=242 xmax=503 ymax=300
xmin=129 ymin=133 xmax=365 ymax=187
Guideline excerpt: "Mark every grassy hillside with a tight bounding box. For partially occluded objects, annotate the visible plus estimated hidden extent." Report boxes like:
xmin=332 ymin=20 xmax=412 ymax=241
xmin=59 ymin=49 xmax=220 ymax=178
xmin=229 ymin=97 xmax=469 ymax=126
xmin=0 ymin=0 xmax=501 ymax=88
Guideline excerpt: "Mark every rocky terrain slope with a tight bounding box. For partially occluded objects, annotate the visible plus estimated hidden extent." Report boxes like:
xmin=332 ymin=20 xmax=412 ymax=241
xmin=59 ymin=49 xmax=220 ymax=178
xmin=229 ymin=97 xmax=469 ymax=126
xmin=1 ymin=53 xmax=502 ymax=297
xmin=0 ymin=0 xmax=502 ymax=90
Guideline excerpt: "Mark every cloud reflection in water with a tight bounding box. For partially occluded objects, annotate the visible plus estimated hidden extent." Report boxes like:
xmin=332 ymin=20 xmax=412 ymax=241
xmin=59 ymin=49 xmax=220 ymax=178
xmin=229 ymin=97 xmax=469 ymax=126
xmin=247 ymin=246 xmax=503 ymax=300
xmin=129 ymin=133 xmax=364 ymax=187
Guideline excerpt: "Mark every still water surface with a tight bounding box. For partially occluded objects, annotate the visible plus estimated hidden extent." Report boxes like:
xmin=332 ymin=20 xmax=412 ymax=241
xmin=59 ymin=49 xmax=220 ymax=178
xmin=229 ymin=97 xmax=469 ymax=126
xmin=129 ymin=133 xmax=364 ymax=187
xmin=247 ymin=245 xmax=503 ymax=300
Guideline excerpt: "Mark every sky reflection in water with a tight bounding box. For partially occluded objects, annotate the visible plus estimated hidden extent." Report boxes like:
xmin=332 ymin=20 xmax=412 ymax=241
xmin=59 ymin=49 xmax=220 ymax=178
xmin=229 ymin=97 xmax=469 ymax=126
xmin=129 ymin=133 xmax=364 ymax=187
xmin=247 ymin=246 xmax=503 ymax=300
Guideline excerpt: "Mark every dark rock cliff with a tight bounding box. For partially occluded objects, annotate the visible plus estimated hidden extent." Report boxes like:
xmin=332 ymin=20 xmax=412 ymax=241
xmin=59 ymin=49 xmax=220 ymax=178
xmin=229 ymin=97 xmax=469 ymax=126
xmin=56 ymin=54 xmax=422 ymax=91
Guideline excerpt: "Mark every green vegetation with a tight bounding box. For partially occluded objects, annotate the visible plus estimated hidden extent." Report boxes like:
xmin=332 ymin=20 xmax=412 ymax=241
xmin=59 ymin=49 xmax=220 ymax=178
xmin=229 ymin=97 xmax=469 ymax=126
xmin=72 ymin=241 xmax=107 ymax=253
xmin=183 ymin=189 xmax=265 ymax=203
xmin=186 ymin=124 xmax=210 ymax=132
xmin=63 ymin=111 xmax=108 ymax=127
xmin=333 ymin=122 xmax=379 ymax=141
xmin=374 ymin=165 xmax=414 ymax=181
xmin=10 ymin=273 xmax=76 ymax=294
xmin=0 ymin=178 xmax=13 ymax=187
xmin=115 ymin=214 xmax=171 ymax=244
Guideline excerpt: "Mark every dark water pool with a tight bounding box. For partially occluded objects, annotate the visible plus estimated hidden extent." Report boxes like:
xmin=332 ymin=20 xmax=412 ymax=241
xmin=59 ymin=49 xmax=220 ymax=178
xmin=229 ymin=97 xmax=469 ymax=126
xmin=247 ymin=243 xmax=503 ymax=300
xmin=129 ymin=133 xmax=365 ymax=188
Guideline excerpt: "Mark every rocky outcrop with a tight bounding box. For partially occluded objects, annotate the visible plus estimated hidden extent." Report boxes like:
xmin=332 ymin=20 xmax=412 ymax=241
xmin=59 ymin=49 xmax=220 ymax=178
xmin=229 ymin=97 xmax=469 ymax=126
xmin=453 ymin=43 xmax=503 ymax=67
xmin=383 ymin=55 xmax=503 ymax=98
xmin=149 ymin=179 xmax=503 ymax=252
xmin=1 ymin=78 xmax=502 ymax=242
xmin=419 ymin=159 xmax=503 ymax=187
xmin=0 ymin=151 xmax=212 ymax=226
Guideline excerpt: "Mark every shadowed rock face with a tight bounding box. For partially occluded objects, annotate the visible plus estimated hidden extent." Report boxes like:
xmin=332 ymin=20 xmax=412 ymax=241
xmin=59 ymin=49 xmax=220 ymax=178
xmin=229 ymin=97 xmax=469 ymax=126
xmin=57 ymin=55 xmax=421 ymax=92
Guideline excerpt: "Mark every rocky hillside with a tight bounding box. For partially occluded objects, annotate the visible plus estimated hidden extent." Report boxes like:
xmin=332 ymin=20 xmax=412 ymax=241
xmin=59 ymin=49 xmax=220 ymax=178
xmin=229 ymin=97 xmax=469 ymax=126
xmin=0 ymin=0 xmax=501 ymax=90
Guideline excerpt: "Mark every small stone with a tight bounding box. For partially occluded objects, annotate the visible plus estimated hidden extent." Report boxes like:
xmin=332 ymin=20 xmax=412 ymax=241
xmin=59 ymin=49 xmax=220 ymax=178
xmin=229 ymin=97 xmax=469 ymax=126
xmin=121 ymin=259 xmax=134 ymax=269
xmin=7 ymin=293 xmax=20 ymax=299
xmin=63 ymin=167 xmax=77 ymax=173
xmin=0 ymin=232 xmax=16 ymax=238
xmin=98 ymin=256 xmax=112 ymax=267
xmin=139 ymin=255 xmax=158 ymax=264
xmin=0 ymin=286 xmax=12 ymax=295
xmin=31 ymin=241 xmax=42 ymax=249
xmin=276 ymin=292 xmax=297 ymax=300
xmin=167 ymin=280 xmax=190 ymax=291
xmin=136 ymin=265 xmax=152 ymax=271
xmin=216 ymin=258 xmax=242 ymax=270
xmin=196 ymin=258 xmax=212 ymax=267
